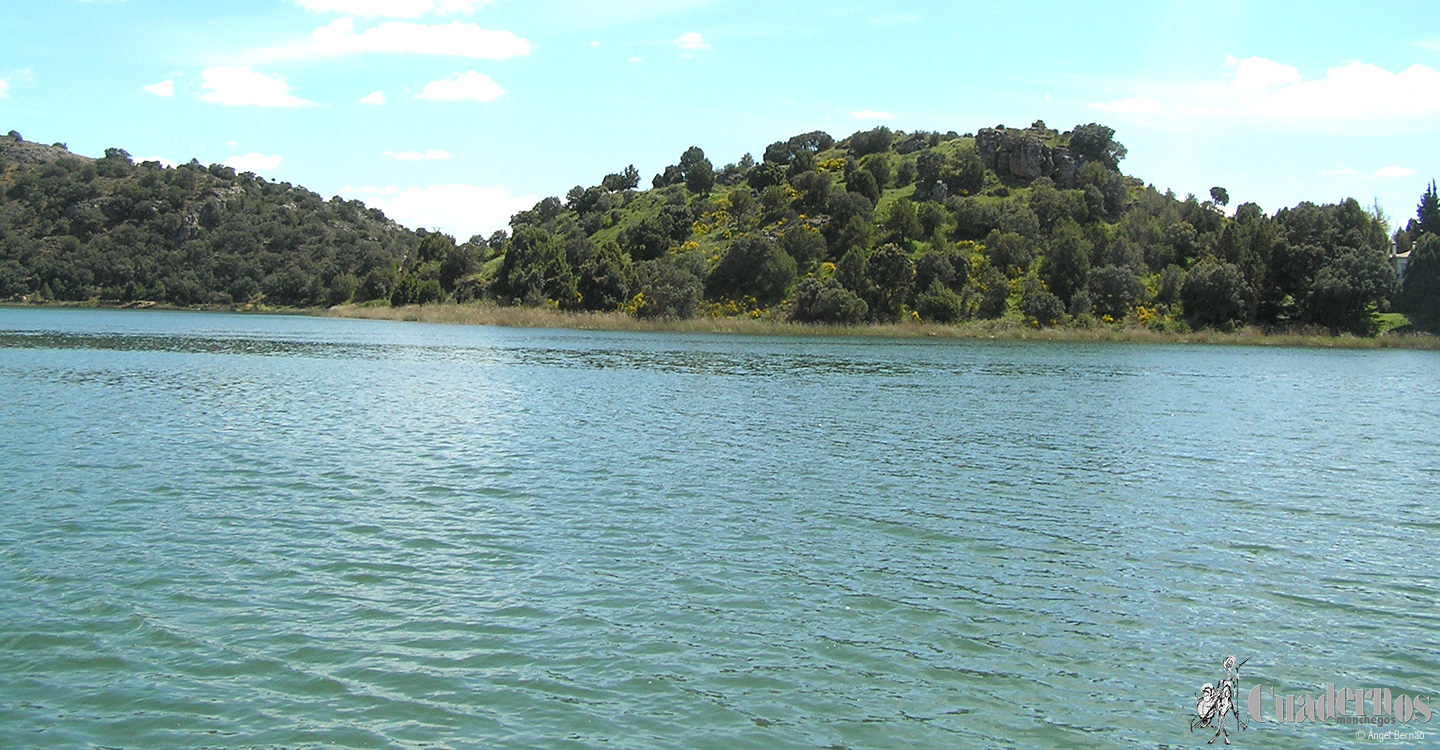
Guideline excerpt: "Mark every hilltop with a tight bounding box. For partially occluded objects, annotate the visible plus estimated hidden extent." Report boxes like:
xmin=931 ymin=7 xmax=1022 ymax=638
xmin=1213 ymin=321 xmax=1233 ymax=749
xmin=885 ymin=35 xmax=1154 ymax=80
xmin=2 ymin=123 xmax=1437 ymax=337
xmin=0 ymin=129 xmax=418 ymax=307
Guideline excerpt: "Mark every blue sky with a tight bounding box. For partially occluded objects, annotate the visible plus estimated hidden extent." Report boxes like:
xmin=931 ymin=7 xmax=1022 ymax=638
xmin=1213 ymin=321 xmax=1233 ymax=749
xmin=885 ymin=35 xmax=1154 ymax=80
xmin=2 ymin=0 xmax=1438 ymax=240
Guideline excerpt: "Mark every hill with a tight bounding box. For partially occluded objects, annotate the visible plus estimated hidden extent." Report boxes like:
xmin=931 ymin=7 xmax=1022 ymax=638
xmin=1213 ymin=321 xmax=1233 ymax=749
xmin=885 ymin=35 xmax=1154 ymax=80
xmin=2 ymin=123 xmax=1433 ymax=336
xmin=0 ymin=129 xmax=418 ymax=307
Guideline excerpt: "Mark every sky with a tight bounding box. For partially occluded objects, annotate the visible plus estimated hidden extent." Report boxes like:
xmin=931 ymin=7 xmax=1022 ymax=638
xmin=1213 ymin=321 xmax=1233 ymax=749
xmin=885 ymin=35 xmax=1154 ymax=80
xmin=2 ymin=0 xmax=1438 ymax=241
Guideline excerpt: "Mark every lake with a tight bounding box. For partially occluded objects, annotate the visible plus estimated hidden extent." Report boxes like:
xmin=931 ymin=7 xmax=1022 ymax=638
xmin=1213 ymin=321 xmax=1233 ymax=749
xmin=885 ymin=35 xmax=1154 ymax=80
xmin=1 ymin=307 xmax=1436 ymax=749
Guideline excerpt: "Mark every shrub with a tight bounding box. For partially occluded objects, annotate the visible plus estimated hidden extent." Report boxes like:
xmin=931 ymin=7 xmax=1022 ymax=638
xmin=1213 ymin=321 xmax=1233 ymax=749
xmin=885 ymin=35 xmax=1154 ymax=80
xmin=791 ymin=277 xmax=868 ymax=324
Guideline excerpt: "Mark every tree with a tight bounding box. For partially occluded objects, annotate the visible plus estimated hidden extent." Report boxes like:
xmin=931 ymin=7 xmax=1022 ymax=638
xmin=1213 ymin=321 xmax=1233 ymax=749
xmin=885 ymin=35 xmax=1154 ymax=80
xmin=913 ymin=248 xmax=958 ymax=294
xmin=1086 ymin=264 xmax=1147 ymax=319
xmin=1018 ymin=276 xmax=1065 ymax=326
xmin=790 ymin=170 xmax=834 ymax=213
xmin=790 ymin=277 xmax=868 ymax=324
xmin=1416 ymin=181 xmax=1440 ymax=237
xmin=865 ymin=243 xmax=914 ymax=319
xmin=679 ymin=146 xmax=715 ymax=194
xmin=578 ymin=241 xmax=632 ymax=310
xmin=747 ymin=162 xmax=786 ymax=191
xmin=976 ymin=266 xmax=1010 ymax=318
xmin=1302 ymin=248 xmax=1395 ymax=335
xmin=847 ymin=126 xmax=894 ymax=158
xmin=914 ymin=280 xmax=967 ymax=323
xmin=497 ymin=226 xmax=577 ymax=307
xmin=882 ymin=198 xmax=922 ymax=243
xmin=778 ymin=225 xmax=827 ymax=271
xmin=846 ymin=168 xmax=880 ymax=204
xmin=602 ymin=165 xmax=641 ymax=191
xmin=1041 ymin=220 xmax=1091 ymax=305
xmin=631 ymin=253 xmax=704 ymax=318
xmin=705 ymin=234 xmax=796 ymax=306
xmin=1209 ymin=186 xmax=1230 ymax=207
xmin=1068 ymin=123 xmax=1127 ymax=170
xmin=861 ymin=154 xmax=892 ymax=189
xmin=1181 ymin=259 xmax=1252 ymax=329
xmin=1397 ymin=234 xmax=1440 ymax=325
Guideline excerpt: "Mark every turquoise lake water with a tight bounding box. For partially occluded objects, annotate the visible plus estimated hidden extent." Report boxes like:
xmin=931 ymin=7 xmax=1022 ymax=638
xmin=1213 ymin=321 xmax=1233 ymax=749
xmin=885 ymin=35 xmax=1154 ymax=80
xmin=1 ymin=307 xmax=1437 ymax=749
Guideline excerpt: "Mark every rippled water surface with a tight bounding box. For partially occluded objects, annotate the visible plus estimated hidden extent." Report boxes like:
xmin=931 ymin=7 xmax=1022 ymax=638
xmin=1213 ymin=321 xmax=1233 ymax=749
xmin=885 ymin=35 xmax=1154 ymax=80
xmin=1 ymin=307 xmax=1437 ymax=749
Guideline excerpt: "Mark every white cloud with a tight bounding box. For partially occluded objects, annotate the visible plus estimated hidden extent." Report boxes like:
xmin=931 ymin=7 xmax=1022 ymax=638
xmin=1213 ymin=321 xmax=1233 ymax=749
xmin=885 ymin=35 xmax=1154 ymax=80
xmin=1416 ymin=37 xmax=1440 ymax=51
xmin=361 ymin=184 xmax=537 ymax=238
xmin=296 ymin=0 xmax=493 ymax=17
xmin=385 ymin=149 xmax=451 ymax=160
xmin=225 ymin=153 xmax=284 ymax=173
xmin=1225 ymin=55 xmax=1302 ymax=92
xmin=142 ymin=80 xmax=175 ymax=98
xmin=199 ymin=66 xmax=312 ymax=107
xmin=1103 ymin=57 xmax=1440 ymax=134
xmin=628 ymin=57 xmax=643 ymax=63
xmin=360 ymin=90 xmax=387 ymax=105
xmin=1253 ymin=61 xmax=1440 ymax=121
xmin=674 ymin=32 xmax=710 ymax=51
xmin=312 ymin=17 xmax=530 ymax=58
xmin=134 ymin=156 xmax=177 ymax=168
xmin=1320 ymin=167 xmax=1358 ymax=177
xmin=544 ymin=0 xmax=713 ymax=27
xmin=415 ymin=71 xmax=505 ymax=102
xmin=0 ymin=79 xmax=8 ymax=98
xmin=850 ymin=110 xmax=895 ymax=120
xmin=1372 ymin=166 xmax=1416 ymax=178
xmin=342 ymin=185 xmax=400 ymax=195
xmin=1087 ymin=96 xmax=1164 ymax=113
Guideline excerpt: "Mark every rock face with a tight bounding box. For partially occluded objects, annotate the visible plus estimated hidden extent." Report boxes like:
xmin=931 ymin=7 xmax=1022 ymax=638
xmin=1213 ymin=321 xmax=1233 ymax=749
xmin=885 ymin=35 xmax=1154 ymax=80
xmin=975 ymin=125 xmax=1079 ymax=188
xmin=0 ymin=134 xmax=87 ymax=167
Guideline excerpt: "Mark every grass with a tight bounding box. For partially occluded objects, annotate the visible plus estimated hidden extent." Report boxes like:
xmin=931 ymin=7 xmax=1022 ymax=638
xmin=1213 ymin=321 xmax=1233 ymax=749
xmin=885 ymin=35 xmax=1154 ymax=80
xmin=11 ymin=298 xmax=1438 ymax=349
xmin=323 ymin=302 xmax=1440 ymax=349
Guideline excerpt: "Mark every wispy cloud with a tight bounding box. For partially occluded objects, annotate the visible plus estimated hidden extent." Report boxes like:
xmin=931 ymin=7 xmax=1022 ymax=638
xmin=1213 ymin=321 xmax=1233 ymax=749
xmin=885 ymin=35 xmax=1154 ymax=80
xmin=311 ymin=18 xmax=530 ymax=58
xmin=1087 ymin=96 xmax=1164 ymax=114
xmin=415 ymin=71 xmax=505 ymax=102
xmin=870 ymin=13 xmax=920 ymax=26
xmin=1372 ymin=166 xmax=1415 ymax=178
xmin=544 ymin=0 xmax=714 ymax=28
xmin=359 ymin=90 xmax=386 ymax=105
xmin=385 ymin=149 xmax=451 ymax=160
xmin=850 ymin=110 xmax=895 ymax=120
xmin=295 ymin=0 xmax=493 ymax=18
xmin=142 ymin=80 xmax=175 ymax=98
xmin=674 ymin=32 xmax=710 ymax=51
xmin=199 ymin=67 xmax=312 ymax=107
xmin=225 ymin=152 xmax=284 ymax=173
xmin=0 ymin=79 xmax=8 ymax=99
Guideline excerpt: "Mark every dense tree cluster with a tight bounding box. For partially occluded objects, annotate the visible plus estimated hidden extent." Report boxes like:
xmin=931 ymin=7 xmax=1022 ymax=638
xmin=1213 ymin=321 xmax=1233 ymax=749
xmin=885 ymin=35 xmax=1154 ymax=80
xmin=2 ymin=126 xmax=1424 ymax=337
xmin=0 ymin=136 xmax=419 ymax=306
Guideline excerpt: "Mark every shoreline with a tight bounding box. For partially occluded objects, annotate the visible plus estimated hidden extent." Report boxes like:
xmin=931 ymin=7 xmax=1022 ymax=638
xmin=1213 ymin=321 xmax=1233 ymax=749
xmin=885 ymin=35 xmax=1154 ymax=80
xmin=6 ymin=300 xmax=1439 ymax=349
xmin=324 ymin=302 xmax=1440 ymax=350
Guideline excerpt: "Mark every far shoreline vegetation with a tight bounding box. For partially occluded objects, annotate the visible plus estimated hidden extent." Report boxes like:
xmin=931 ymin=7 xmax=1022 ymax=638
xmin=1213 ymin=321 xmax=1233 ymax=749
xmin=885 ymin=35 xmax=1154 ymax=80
xmin=4 ymin=123 xmax=1440 ymax=349
xmin=6 ymin=298 xmax=1439 ymax=350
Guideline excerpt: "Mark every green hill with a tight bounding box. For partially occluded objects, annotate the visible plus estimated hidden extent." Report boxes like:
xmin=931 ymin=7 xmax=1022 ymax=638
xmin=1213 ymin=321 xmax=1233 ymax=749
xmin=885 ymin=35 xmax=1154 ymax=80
xmin=2 ymin=123 xmax=1431 ymax=336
